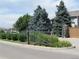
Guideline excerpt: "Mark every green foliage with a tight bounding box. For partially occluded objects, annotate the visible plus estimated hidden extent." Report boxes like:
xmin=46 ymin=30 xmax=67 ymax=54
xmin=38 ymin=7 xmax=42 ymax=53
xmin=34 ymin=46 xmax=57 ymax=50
xmin=0 ymin=31 xmax=71 ymax=47
xmin=11 ymin=33 xmax=18 ymax=41
xmin=6 ymin=32 xmax=12 ymax=40
xmin=52 ymin=1 xmax=71 ymax=37
xmin=14 ymin=14 xmax=32 ymax=32
xmin=0 ymin=29 xmax=6 ymax=39
xmin=6 ymin=32 xmax=27 ymax=42
xmin=35 ymin=32 xmax=49 ymax=46
xmin=29 ymin=32 xmax=71 ymax=47
xmin=29 ymin=6 xmax=51 ymax=33
xmin=29 ymin=32 xmax=58 ymax=46
xmin=18 ymin=33 xmax=27 ymax=42
xmin=52 ymin=40 xmax=72 ymax=47
xmin=0 ymin=29 xmax=27 ymax=42
xmin=0 ymin=29 xmax=5 ymax=33
xmin=49 ymin=35 xmax=59 ymax=44
xmin=0 ymin=33 xmax=6 ymax=39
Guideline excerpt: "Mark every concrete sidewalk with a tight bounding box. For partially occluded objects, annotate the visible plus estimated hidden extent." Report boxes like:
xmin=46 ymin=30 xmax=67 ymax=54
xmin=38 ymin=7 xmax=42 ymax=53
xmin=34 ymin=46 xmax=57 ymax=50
xmin=0 ymin=40 xmax=79 ymax=56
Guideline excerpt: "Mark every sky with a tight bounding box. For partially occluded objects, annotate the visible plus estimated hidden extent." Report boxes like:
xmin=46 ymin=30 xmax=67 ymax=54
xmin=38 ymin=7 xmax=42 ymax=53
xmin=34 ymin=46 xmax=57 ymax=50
xmin=0 ymin=0 xmax=79 ymax=29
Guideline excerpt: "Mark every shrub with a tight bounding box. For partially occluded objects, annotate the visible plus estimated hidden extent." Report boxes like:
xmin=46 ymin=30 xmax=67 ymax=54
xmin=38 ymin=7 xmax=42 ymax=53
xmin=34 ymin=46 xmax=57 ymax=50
xmin=29 ymin=32 xmax=59 ymax=46
xmin=6 ymin=32 xmax=12 ymax=40
xmin=6 ymin=32 xmax=27 ymax=42
xmin=36 ymin=32 xmax=49 ymax=46
xmin=18 ymin=33 xmax=27 ymax=42
xmin=52 ymin=40 xmax=72 ymax=47
xmin=29 ymin=32 xmax=50 ymax=46
xmin=0 ymin=31 xmax=71 ymax=47
xmin=0 ymin=29 xmax=5 ymax=33
xmin=48 ymin=35 xmax=59 ymax=44
xmin=11 ymin=33 xmax=18 ymax=41
xmin=60 ymin=41 xmax=72 ymax=47
xmin=0 ymin=33 xmax=6 ymax=39
xmin=29 ymin=32 xmax=71 ymax=47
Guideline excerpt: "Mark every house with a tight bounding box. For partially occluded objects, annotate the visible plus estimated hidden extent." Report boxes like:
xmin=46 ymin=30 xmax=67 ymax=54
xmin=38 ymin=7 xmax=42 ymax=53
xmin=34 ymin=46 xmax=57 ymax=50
xmin=69 ymin=10 xmax=79 ymax=38
xmin=69 ymin=10 xmax=79 ymax=27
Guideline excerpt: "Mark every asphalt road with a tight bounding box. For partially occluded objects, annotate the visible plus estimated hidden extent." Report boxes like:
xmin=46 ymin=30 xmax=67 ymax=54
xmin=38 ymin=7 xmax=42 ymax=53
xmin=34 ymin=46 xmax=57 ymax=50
xmin=0 ymin=43 xmax=79 ymax=59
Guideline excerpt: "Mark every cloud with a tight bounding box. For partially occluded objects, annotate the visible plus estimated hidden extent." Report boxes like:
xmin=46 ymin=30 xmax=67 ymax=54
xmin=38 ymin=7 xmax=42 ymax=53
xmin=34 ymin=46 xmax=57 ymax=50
xmin=0 ymin=14 xmax=21 ymax=28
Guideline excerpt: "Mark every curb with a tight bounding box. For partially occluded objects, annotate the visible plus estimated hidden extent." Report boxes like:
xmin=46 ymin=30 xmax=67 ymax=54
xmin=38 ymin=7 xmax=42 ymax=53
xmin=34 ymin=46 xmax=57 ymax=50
xmin=0 ymin=40 xmax=75 ymax=50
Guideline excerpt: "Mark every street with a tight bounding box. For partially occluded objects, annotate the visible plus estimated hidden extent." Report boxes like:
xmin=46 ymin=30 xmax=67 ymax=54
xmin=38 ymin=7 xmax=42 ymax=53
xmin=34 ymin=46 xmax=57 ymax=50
xmin=0 ymin=42 xmax=79 ymax=59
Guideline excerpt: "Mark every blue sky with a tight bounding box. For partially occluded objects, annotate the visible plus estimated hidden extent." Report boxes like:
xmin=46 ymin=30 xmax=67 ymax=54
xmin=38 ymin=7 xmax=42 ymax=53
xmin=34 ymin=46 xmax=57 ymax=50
xmin=0 ymin=0 xmax=79 ymax=29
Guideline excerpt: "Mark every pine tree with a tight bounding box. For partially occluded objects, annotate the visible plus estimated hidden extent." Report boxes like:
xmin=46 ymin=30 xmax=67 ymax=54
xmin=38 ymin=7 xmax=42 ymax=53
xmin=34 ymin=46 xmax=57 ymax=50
xmin=29 ymin=6 xmax=51 ymax=33
xmin=52 ymin=1 xmax=71 ymax=37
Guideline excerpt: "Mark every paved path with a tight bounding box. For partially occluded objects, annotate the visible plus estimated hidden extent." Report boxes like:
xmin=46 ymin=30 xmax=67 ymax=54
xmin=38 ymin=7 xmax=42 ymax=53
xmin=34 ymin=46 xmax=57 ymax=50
xmin=0 ymin=40 xmax=79 ymax=59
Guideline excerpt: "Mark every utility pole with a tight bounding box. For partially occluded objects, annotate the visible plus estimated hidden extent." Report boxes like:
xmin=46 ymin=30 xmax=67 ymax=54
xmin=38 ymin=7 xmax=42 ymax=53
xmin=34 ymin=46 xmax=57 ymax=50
xmin=27 ymin=24 xmax=30 ymax=44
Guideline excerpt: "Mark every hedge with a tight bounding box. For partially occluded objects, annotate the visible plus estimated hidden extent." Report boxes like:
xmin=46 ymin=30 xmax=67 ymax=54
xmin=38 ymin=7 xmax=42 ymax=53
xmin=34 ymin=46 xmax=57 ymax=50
xmin=0 ymin=31 xmax=72 ymax=47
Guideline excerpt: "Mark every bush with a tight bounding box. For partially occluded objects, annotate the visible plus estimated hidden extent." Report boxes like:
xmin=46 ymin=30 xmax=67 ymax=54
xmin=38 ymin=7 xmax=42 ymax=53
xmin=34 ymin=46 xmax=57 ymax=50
xmin=36 ymin=32 xmax=49 ymax=46
xmin=35 ymin=33 xmax=59 ymax=46
xmin=0 ymin=31 xmax=72 ymax=47
xmin=49 ymin=35 xmax=59 ymax=44
xmin=6 ymin=32 xmax=12 ymax=40
xmin=29 ymin=32 xmax=59 ymax=46
xmin=0 ymin=29 xmax=5 ymax=33
xmin=29 ymin=32 xmax=71 ymax=47
xmin=18 ymin=33 xmax=27 ymax=42
xmin=29 ymin=32 xmax=49 ymax=46
xmin=0 ymin=33 xmax=6 ymax=39
xmin=6 ymin=32 xmax=18 ymax=41
xmin=6 ymin=32 xmax=27 ymax=42
xmin=52 ymin=40 xmax=72 ymax=47
xmin=11 ymin=33 xmax=18 ymax=41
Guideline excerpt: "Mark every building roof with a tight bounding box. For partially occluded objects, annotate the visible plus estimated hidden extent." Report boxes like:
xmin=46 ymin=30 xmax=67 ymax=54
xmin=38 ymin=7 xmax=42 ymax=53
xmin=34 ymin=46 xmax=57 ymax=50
xmin=69 ymin=10 xmax=79 ymax=17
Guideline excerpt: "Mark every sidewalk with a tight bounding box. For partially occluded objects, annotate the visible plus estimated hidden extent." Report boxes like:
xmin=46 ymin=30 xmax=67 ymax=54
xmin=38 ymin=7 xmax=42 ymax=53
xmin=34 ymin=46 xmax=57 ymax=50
xmin=0 ymin=40 xmax=79 ymax=56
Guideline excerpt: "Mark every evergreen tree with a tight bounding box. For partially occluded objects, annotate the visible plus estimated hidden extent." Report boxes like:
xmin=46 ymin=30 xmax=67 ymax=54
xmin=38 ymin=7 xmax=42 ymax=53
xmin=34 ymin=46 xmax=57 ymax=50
xmin=29 ymin=6 xmax=51 ymax=33
xmin=52 ymin=1 xmax=71 ymax=37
